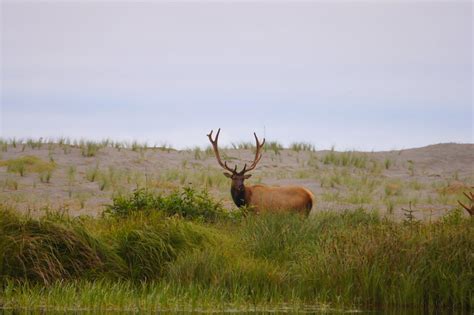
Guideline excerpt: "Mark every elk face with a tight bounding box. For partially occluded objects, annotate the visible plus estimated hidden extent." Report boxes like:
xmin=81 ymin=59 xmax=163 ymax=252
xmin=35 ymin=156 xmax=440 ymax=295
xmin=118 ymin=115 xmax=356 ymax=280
xmin=224 ymin=172 xmax=251 ymax=192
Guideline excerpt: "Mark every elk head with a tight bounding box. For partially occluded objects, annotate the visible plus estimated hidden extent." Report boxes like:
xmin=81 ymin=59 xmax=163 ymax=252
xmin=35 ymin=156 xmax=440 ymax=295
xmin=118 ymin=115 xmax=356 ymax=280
xmin=207 ymin=128 xmax=265 ymax=207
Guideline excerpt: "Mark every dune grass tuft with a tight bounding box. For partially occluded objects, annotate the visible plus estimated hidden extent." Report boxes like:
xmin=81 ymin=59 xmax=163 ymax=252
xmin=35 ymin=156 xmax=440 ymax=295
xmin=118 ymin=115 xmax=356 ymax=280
xmin=0 ymin=156 xmax=55 ymax=177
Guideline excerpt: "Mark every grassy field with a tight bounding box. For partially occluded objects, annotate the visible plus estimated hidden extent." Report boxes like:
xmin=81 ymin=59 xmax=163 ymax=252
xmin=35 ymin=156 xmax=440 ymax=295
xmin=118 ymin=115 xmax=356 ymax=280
xmin=0 ymin=187 xmax=472 ymax=313
xmin=0 ymin=139 xmax=472 ymax=312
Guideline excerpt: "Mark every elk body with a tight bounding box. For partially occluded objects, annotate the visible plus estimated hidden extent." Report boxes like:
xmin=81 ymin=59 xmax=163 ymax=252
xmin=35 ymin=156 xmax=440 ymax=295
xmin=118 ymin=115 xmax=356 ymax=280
xmin=207 ymin=129 xmax=315 ymax=216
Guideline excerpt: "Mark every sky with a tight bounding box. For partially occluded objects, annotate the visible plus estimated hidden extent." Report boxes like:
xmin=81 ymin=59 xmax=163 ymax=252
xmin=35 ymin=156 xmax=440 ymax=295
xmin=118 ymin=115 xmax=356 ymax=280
xmin=1 ymin=0 xmax=472 ymax=151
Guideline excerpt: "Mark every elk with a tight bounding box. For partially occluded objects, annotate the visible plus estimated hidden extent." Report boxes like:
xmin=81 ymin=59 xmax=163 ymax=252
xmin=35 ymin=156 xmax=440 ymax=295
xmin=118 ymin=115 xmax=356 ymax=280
xmin=207 ymin=128 xmax=315 ymax=216
xmin=458 ymin=190 xmax=474 ymax=216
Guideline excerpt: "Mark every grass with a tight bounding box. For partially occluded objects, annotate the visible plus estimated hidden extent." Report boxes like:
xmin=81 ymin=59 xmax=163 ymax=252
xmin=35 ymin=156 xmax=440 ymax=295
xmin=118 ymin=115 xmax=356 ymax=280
xmin=0 ymin=190 xmax=472 ymax=313
xmin=264 ymin=141 xmax=284 ymax=155
xmin=2 ymin=177 xmax=19 ymax=191
xmin=80 ymin=141 xmax=102 ymax=157
xmin=157 ymin=167 xmax=228 ymax=190
xmin=0 ymin=156 xmax=55 ymax=177
xmin=290 ymin=142 xmax=315 ymax=152
xmin=323 ymin=147 xmax=370 ymax=169
xmin=231 ymin=142 xmax=254 ymax=150
xmin=85 ymin=164 xmax=100 ymax=182
xmin=39 ymin=170 xmax=53 ymax=183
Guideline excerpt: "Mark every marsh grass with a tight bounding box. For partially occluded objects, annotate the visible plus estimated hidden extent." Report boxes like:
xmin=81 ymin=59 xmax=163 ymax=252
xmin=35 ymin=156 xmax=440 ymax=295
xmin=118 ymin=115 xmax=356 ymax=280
xmin=0 ymin=206 xmax=472 ymax=312
xmin=0 ymin=210 xmax=123 ymax=284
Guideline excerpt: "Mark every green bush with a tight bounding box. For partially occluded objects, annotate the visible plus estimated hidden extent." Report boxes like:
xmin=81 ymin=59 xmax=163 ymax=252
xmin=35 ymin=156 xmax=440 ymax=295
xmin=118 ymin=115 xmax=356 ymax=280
xmin=105 ymin=187 xmax=228 ymax=222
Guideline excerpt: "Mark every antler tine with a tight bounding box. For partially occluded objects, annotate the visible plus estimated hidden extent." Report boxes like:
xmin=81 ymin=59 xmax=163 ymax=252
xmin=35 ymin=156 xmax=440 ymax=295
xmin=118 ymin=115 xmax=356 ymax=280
xmin=207 ymin=128 xmax=236 ymax=174
xmin=458 ymin=200 xmax=470 ymax=211
xmin=463 ymin=191 xmax=474 ymax=201
xmin=458 ymin=190 xmax=474 ymax=216
xmin=239 ymin=132 xmax=265 ymax=174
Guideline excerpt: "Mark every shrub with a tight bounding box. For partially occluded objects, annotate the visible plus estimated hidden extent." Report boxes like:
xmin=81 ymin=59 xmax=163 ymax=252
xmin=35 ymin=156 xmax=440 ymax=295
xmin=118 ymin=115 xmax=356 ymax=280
xmin=105 ymin=187 xmax=228 ymax=222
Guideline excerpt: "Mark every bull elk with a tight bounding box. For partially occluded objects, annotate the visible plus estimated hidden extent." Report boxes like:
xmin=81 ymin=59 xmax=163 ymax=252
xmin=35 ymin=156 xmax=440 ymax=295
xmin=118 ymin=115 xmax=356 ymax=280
xmin=207 ymin=128 xmax=315 ymax=216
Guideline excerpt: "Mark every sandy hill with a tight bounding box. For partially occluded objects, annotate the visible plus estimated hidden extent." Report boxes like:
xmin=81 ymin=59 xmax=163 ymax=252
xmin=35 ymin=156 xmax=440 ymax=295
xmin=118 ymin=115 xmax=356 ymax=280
xmin=0 ymin=141 xmax=472 ymax=220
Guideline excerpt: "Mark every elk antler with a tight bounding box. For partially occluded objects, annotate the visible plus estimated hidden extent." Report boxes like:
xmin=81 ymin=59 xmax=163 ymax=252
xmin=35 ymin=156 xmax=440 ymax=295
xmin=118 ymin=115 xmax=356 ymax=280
xmin=207 ymin=128 xmax=237 ymax=174
xmin=207 ymin=129 xmax=266 ymax=175
xmin=458 ymin=191 xmax=474 ymax=216
xmin=238 ymin=132 xmax=266 ymax=175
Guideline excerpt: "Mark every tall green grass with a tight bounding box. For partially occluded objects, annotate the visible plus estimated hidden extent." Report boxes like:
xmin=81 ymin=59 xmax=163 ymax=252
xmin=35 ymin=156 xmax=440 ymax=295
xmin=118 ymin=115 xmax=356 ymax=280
xmin=0 ymin=200 xmax=472 ymax=312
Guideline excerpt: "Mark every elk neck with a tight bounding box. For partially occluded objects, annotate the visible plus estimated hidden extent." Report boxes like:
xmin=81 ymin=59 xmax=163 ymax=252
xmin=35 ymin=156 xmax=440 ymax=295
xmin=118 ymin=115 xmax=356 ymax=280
xmin=230 ymin=182 xmax=248 ymax=208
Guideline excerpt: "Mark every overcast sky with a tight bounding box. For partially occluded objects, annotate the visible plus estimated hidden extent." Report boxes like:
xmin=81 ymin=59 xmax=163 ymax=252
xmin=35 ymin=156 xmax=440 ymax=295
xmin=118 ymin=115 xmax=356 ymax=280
xmin=1 ymin=0 xmax=472 ymax=150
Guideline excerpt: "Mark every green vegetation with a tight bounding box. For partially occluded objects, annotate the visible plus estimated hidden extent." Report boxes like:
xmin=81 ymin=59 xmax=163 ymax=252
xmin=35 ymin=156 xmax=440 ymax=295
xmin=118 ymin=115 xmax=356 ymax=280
xmin=323 ymin=147 xmax=370 ymax=169
xmin=0 ymin=140 xmax=8 ymax=152
xmin=0 ymin=156 xmax=55 ymax=177
xmin=0 ymin=189 xmax=472 ymax=313
xmin=264 ymin=141 xmax=284 ymax=155
xmin=231 ymin=141 xmax=254 ymax=150
xmin=86 ymin=164 xmax=100 ymax=182
xmin=105 ymin=187 xmax=229 ymax=222
xmin=0 ymin=139 xmax=472 ymax=312
xmin=2 ymin=177 xmax=19 ymax=190
xmin=39 ymin=170 xmax=53 ymax=183
xmin=290 ymin=142 xmax=315 ymax=152
xmin=80 ymin=141 xmax=101 ymax=157
xmin=156 ymin=167 xmax=228 ymax=190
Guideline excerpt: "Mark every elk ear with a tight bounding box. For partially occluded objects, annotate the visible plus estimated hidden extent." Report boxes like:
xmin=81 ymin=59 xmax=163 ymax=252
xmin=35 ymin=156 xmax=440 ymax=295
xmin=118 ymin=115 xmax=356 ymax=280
xmin=244 ymin=174 xmax=252 ymax=179
xmin=223 ymin=172 xmax=233 ymax=178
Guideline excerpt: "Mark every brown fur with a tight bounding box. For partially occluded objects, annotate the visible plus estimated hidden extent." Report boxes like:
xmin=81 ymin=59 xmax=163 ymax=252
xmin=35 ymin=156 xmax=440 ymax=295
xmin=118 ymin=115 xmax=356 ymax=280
xmin=207 ymin=128 xmax=315 ymax=216
xmin=245 ymin=184 xmax=315 ymax=216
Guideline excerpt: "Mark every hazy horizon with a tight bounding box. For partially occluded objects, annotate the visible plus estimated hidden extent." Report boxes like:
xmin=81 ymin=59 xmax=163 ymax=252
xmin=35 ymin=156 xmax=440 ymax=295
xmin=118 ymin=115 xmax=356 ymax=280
xmin=1 ymin=1 xmax=472 ymax=151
